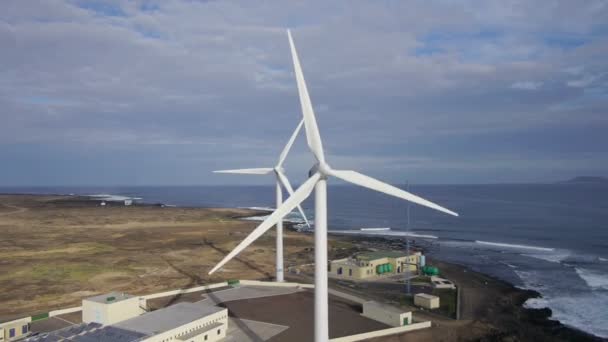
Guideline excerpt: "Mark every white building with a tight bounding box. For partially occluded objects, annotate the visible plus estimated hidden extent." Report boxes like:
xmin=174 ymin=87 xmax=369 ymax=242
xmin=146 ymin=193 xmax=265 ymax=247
xmin=362 ymin=301 xmax=412 ymax=327
xmin=115 ymin=302 xmax=228 ymax=342
xmin=414 ymin=293 xmax=440 ymax=309
xmin=26 ymin=302 xmax=228 ymax=342
xmin=82 ymin=292 xmax=145 ymax=325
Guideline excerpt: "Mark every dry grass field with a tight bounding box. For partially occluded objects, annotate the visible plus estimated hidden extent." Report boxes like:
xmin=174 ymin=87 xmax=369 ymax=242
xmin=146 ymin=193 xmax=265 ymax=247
xmin=0 ymin=194 xmax=315 ymax=321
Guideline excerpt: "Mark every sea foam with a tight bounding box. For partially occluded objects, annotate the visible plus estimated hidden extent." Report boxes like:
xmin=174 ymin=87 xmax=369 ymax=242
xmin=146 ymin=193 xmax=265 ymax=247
xmin=576 ymin=268 xmax=608 ymax=290
xmin=475 ymin=240 xmax=554 ymax=251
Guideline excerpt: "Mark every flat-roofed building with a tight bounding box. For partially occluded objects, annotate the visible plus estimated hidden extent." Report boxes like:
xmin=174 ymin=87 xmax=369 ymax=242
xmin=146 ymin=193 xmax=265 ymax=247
xmin=0 ymin=318 xmax=30 ymax=342
xmin=414 ymin=293 xmax=440 ymax=309
xmin=329 ymin=251 xmax=422 ymax=280
xmin=82 ymin=292 xmax=145 ymax=326
xmin=115 ymin=302 xmax=227 ymax=342
xmin=26 ymin=303 xmax=228 ymax=342
xmin=362 ymin=301 xmax=412 ymax=327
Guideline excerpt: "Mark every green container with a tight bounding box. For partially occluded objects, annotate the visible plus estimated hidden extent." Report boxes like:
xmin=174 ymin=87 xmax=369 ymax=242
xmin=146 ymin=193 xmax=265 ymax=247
xmin=376 ymin=265 xmax=383 ymax=274
xmin=422 ymin=266 xmax=439 ymax=276
xmin=387 ymin=264 xmax=393 ymax=272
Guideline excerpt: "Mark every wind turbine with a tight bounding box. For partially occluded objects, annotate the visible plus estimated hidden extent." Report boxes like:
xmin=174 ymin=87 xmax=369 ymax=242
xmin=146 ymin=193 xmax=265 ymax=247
xmin=213 ymin=119 xmax=310 ymax=282
xmin=209 ymin=29 xmax=459 ymax=342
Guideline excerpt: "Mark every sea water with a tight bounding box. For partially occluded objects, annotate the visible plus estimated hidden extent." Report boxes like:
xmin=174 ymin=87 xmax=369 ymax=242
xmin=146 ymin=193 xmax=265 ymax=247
xmin=2 ymin=183 xmax=608 ymax=338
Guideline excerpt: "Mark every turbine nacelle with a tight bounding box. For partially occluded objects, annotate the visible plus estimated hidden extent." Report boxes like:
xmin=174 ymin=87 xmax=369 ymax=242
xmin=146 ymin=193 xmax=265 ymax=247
xmin=308 ymin=162 xmax=332 ymax=179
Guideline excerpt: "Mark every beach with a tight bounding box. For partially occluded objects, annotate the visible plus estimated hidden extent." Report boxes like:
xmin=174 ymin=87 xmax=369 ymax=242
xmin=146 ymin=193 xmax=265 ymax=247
xmin=0 ymin=194 xmax=605 ymax=341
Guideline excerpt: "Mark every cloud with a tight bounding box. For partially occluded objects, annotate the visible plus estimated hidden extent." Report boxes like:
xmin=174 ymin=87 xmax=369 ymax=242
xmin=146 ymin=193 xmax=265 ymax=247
xmin=0 ymin=0 xmax=607 ymax=185
xmin=511 ymin=81 xmax=543 ymax=90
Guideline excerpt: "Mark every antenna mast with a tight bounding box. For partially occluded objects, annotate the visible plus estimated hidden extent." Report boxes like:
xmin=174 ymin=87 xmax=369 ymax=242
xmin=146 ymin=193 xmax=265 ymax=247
xmin=406 ymin=180 xmax=411 ymax=296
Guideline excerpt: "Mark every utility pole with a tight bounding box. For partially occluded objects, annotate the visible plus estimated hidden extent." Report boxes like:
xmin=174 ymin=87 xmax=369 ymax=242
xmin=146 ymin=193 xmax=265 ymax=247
xmin=405 ymin=180 xmax=411 ymax=296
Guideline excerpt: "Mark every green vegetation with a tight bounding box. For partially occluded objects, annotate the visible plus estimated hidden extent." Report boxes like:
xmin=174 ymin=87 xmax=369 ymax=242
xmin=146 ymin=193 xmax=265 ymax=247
xmin=228 ymin=279 xmax=240 ymax=286
xmin=31 ymin=312 xmax=49 ymax=321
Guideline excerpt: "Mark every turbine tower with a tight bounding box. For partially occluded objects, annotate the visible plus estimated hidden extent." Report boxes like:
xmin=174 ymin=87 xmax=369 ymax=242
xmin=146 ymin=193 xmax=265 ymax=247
xmin=214 ymin=119 xmax=311 ymax=282
xmin=209 ymin=29 xmax=459 ymax=342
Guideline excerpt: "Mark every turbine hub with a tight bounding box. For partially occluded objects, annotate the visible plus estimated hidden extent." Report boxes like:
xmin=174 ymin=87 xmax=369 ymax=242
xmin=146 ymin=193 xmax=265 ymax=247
xmin=308 ymin=163 xmax=329 ymax=179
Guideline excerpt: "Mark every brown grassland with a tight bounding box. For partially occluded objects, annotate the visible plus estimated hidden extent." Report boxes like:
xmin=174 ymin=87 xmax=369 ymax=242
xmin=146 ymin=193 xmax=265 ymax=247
xmin=0 ymin=194 xmax=314 ymax=321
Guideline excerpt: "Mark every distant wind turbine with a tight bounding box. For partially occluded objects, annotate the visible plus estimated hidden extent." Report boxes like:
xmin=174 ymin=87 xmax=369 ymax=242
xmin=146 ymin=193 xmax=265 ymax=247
xmin=210 ymin=29 xmax=459 ymax=342
xmin=214 ymin=119 xmax=310 ymax=282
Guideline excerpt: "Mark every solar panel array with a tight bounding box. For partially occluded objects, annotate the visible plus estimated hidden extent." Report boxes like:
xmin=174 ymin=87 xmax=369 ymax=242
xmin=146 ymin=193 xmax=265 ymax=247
xmin=24 ymin=322 xmax=148 ymax=342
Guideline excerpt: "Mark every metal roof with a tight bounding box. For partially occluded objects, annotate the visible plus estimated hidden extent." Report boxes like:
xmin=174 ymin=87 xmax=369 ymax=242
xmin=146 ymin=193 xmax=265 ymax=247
xmin=356 ymin=251 xmax=406 ymax=260
xmin=415 ymin=293 xmax=439 ymax=300
xmin=114 ymin=302 xmax=226 ymax=336
xmin=85 ymin=291 xmax=136 ymax=304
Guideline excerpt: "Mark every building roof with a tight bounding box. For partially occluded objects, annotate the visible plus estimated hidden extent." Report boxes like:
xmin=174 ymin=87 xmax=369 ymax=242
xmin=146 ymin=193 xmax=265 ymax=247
xmin=70 ymin=326 xmax=147 ymax=342
xmin=415 ymin=293 xmax=439 ymax=300
xmin=175 ymin=322 xmax=223 ymax=341
xmin=114 ymin=302 xmax=225 ymax=336
xmin=356 ymin=251 xmax=406 ymax=261
xmin=85 ymin=292 xmax=135 ymax=304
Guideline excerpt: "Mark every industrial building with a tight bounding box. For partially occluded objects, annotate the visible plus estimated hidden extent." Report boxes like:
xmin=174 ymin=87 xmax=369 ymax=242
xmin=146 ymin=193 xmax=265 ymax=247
xmin=82 ymin=292 xmax=145 ymax=325
xmin=362 ymin=301 xmax=412 ymax=327
xmin=329 ymin=251 xmax=422 ymax=280
xmin=414 ymin=293 xmax=440 ymax=309
xmin=25 ymin=293 xmax=228 ymax=342
xmin=0 ymin=319 xmax=30 ymax=342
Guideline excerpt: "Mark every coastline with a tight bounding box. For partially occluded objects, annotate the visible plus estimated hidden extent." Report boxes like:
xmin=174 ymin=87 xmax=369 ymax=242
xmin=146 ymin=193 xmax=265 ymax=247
xmin=326 ymin=234 xmax=606 ymax=342
xmin=1 ymin=193 xmax=605 ymax=341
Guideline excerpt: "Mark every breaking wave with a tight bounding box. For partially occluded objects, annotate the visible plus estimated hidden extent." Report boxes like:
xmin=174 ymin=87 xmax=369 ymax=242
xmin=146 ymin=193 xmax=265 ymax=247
xmin=576 ymin=268 xmax=608 ymax=290
xmin=475 ymin=240 xmax=554 ymax=251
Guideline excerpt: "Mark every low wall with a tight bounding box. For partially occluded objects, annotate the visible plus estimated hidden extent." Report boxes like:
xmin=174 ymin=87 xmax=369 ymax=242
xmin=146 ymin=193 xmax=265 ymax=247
xmin=239 ymin=280 xmax=304 ymax=288
xmin=140 ymin=282 xmax=228 ymax=300
xmin=49 ymin=307 xmax=82 ymax=317
xmin=329 ymin=321 xmax=432 ymax=342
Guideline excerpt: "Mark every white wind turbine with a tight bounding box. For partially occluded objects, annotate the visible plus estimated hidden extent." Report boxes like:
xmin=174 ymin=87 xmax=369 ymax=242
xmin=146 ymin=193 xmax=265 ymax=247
xmin=213 ymin=119 xmax=310 ymax=282
xmin=210 ymin=29 xmax=459 ymax=342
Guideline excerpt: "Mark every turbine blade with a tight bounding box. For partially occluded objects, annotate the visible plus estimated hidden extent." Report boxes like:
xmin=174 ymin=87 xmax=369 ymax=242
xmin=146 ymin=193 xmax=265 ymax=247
xmin=213 ymin=168 xmax=273 ymax=175
xmin=329 ymin=169 xmax=459 ymax=217
xmin=276 ymin=170 xmax=311 ymax=228
xmin=287 ymin=29 xmax=325 ymax=163
xmin=208 ymin=172 xmax=321 ymax=274
xmin=277 ymin=119 xmax=304 ymax=167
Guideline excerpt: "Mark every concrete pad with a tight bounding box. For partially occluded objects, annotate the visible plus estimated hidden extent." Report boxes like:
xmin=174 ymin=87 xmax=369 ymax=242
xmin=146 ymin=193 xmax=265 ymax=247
xmin=225 ymin=318 xmax=288 ymax=342
xmin=30 ymin=317 xmax=74 ymax=333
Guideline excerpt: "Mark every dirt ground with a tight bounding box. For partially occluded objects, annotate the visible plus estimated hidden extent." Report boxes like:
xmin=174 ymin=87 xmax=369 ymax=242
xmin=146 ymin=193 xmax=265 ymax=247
xmin=0 ymin=194 xmax=315 ymax=321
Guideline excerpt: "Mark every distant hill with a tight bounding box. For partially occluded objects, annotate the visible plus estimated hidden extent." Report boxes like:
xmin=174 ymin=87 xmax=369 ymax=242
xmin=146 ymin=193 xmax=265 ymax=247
xmin=558 ymin=176 xmax=608 ymax=184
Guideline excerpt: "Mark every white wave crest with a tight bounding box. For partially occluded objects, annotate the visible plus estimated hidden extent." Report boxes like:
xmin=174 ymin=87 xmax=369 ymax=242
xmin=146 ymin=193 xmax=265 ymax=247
xmin=523 ymin=297 xmax=549 ymax=310
xmin=576 ymin=268 xmax=608 ymax=290
xmin=523 ymin=250 xmax=571 ymax=264
xmin=240 ymin=206 xmax=275 ymax=212
xmin=475 ymin=240 xmax=554 ymax=251
xmin=328 ymin=230 xmax=438 ymax=239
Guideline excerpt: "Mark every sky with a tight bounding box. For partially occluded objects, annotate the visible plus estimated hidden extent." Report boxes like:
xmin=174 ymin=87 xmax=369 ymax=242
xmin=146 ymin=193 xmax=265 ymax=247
xmin=1 ymin=0 xmax=607 ymax=186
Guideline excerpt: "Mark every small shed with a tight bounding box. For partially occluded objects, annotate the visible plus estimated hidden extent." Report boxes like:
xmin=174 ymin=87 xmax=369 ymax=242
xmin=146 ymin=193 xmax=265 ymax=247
xmin=414 ymin=293 xmax=440 ymax=309
xmin=82 ymin=292 xmax=144 ymax=326
xmin=362 ymin=301 xmax=412 ymax=327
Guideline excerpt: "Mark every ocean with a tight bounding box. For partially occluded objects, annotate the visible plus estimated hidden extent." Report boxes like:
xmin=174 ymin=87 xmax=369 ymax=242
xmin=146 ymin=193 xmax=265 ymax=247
xmin=1 ymin=184 xmax=607 ymax=338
